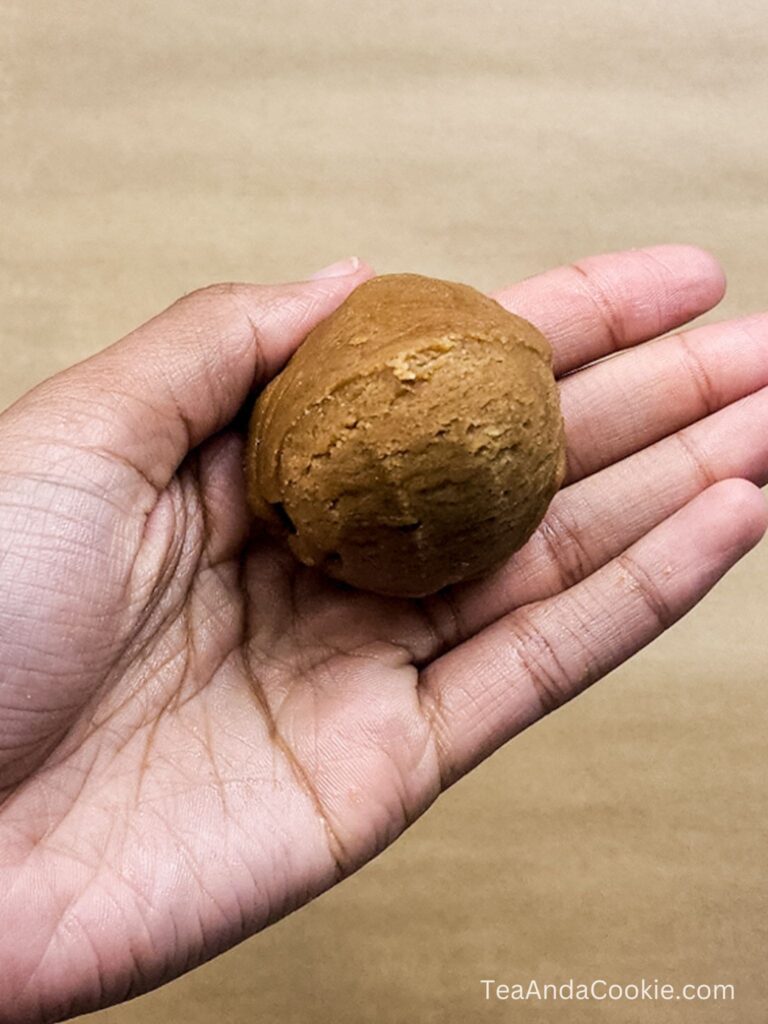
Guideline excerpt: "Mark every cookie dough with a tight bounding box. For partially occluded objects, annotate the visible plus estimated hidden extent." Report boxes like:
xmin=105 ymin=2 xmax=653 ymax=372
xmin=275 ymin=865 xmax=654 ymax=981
xmin=246 ymin=273 xmax=566 ymax=597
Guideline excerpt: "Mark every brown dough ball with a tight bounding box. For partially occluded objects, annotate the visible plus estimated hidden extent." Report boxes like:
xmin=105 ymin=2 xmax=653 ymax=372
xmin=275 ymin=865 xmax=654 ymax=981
xmin=245 ymin=273 xmax=566 ymax=597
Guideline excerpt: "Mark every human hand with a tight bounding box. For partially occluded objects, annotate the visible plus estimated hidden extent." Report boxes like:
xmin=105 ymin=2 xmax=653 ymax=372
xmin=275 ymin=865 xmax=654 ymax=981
xmin=1 ymin=249 xmax=765 ymax=1022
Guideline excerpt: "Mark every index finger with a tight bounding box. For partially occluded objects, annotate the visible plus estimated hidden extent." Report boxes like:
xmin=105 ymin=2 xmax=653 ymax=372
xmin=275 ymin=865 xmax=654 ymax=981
xmin=492 ymin=244 xmax=726 ymax=376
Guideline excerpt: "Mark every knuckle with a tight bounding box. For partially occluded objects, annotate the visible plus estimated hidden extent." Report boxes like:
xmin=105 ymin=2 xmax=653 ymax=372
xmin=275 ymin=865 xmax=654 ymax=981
xmin=173 ymin=281 xmax=255 ymax=315
xmin=675 ymin=430 xmax=718 ymax=491
xmin=535 ymin=498 xmax=594 ymax=592
xmin=616 ymin=552 xmax=676 ymax=629
xmin=569 ymin=260 xmax=626 ymax=352
xmin=187 ymin=281 xmax=238 ymax=302
xmin=513 ymin=609 xmax=575 ymax=714
xmin=678 ymin=332 xmax=720 ymax=416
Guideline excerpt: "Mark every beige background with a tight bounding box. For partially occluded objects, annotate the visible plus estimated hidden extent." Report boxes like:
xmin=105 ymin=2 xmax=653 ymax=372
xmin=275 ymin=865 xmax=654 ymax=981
xmin=3 ymin=1 xmax=768 ymax=1021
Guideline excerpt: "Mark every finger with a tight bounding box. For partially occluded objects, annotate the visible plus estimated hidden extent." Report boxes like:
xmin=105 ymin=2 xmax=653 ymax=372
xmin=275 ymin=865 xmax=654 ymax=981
xmin=492 ymin=244 xmax=725 ymax=376
xmin=436 ymin=384 xmax=768 ymax=644
xmin=421 ymin=479 xmax=767 ymax=784
xmin=0 ymin=259 xmax=374 ymax=492
xmin=560 ymin=312 xmax=768 ymax=484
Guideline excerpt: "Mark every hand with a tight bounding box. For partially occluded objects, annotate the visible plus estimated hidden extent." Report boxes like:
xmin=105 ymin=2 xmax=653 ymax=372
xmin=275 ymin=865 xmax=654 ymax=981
xmin=1 ymin=249 xmax=765 ymax=1022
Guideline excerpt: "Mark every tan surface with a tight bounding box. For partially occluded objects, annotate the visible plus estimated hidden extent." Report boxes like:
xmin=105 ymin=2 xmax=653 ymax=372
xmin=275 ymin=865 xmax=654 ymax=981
xmin=3 ymin=1 xmax=767 ymax=1021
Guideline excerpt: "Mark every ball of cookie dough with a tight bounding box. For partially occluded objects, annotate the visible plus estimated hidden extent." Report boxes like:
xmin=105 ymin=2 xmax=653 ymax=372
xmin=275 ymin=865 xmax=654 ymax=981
xmin=245 ymin=273 xmax=566 ymax=597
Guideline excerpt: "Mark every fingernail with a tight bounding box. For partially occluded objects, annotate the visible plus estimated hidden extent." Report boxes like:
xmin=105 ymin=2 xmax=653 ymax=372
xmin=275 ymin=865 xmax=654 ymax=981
xmin=309 ymin=257 xmax=361 ymax=280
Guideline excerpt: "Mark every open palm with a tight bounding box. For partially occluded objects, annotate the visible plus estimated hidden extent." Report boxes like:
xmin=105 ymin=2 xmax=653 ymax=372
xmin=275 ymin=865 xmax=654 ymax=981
xmin=1 ymin=249 xmax=766 ymax=1023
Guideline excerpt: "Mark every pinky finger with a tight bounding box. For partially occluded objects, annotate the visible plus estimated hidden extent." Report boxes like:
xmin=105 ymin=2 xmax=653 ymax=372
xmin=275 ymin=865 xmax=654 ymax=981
xmin=421 ymin=479 xmax=767 ymax=785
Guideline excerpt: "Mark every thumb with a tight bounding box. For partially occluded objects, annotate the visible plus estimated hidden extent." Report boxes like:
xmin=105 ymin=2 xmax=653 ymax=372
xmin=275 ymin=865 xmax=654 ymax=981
xmin=1 ymin=257 xmax=373 ymax=491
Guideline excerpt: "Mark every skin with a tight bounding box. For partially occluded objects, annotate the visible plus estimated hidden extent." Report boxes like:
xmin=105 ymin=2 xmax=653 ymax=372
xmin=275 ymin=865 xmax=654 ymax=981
xmin=0 ymin=247 xmax=766 ymax=1022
